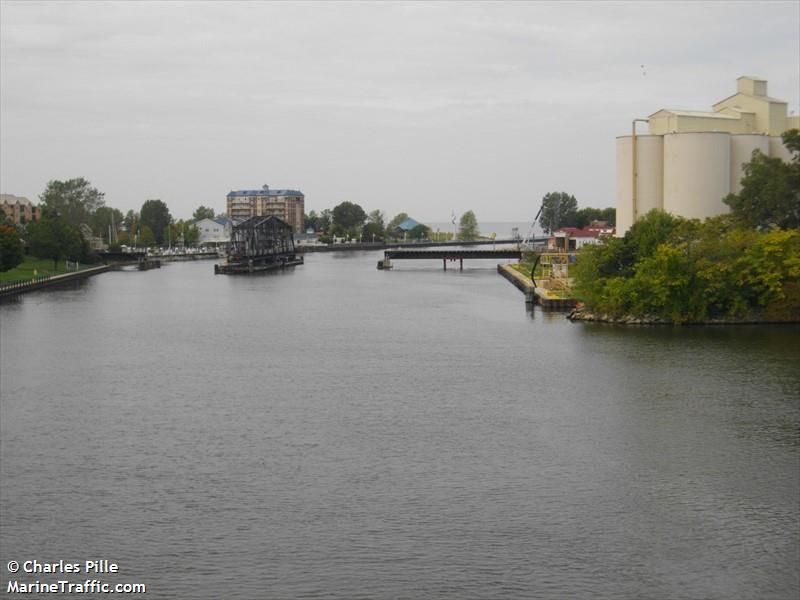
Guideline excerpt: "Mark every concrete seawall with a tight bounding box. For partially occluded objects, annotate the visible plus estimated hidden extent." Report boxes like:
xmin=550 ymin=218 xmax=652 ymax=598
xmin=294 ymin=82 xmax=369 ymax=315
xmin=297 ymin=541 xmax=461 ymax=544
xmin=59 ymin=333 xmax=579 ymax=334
xmin=0 ymin=265 xmax=112 ymax=298
xmin=497 ymin=264 xmax=578 ymax=309
xmin=497 ymin=264 xmax=536 ymax=303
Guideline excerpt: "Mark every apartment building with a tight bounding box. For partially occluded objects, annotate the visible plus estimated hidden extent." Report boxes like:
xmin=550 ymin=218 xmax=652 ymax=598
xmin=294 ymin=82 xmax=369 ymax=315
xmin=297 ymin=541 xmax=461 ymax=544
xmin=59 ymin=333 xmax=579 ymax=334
xmin=226 ymin=185 xmax=304 ymax=232
xmin=1 ymin=194 xmax=40 ymax=225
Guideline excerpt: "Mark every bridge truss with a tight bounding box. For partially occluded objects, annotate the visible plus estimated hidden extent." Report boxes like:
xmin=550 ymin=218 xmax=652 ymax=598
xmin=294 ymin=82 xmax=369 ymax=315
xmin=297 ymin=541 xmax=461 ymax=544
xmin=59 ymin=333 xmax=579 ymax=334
xmin=216 ymin=216 xmax=302 ymax=274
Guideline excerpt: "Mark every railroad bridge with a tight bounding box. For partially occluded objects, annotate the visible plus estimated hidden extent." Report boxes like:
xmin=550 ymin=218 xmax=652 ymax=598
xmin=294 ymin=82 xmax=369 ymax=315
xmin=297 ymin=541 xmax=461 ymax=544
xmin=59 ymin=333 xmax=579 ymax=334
xmin=378 ymin=247 xmax=523 ymax=270
xmin=215 ymin=216 xmax=303 ymax=274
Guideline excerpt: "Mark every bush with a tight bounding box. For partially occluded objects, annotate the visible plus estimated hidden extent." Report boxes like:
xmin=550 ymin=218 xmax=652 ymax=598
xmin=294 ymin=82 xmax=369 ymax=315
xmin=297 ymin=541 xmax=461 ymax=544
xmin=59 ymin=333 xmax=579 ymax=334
xmin=572 ymin=212 xmax=800 ymax=322
xmin=0 ymin=225 xmax=24 ymax=272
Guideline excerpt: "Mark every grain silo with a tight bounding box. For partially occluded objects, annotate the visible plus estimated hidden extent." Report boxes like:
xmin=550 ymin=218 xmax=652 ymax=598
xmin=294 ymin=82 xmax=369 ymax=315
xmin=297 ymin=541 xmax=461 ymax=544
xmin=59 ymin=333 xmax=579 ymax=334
xmin=614 ymin=77 xmax=799 ymax=235
xmin=616 ymin=135 xmax=663 ymax=234
xmin=663 ymin=132 xmax=731 ymax=220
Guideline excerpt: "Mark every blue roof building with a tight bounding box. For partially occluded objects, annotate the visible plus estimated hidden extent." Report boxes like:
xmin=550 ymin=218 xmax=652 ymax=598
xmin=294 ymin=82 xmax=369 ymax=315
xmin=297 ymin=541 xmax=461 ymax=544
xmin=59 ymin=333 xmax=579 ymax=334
xmin=395 ymin=217 xmax=422 ymax=232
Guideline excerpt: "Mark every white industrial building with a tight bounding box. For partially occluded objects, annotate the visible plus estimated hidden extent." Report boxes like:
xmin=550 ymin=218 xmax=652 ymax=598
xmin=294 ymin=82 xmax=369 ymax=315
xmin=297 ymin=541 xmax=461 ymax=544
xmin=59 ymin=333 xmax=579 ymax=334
xmin=616 ymin=76 xmax=799 ymax=235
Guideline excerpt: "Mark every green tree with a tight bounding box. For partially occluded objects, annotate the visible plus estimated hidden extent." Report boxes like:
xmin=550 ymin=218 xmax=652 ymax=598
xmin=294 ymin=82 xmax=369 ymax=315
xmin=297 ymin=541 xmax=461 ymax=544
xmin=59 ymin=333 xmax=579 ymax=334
xmin=574 ymin=206 xmax=616 ymax=228
xmin=170 ymin=220 xmax=200 ymax=246
xmin=408 ymin=223 xmax=431 ymax=240
xmin=318 ymin=209 xmax=333 ymax=231
xmin=1 ymin=211 xmax=17 ymax=228
xmin=368 ymin=210 xmax=385 ymax=227
xmin=305 ymin=210 xmax=320 ymax=231
xmin=26 ymin=215 xmax=83 ymax=269
xmin=140 ymin=199 xmax=172 ymax=245
xmin=39 ymin=178 xmax=105 ymax=228
xmin=332 ymin=201 xmax=367 ymax=230
xmin=0 ymin=225 xmax=24 ymax=272
xmin=89 ymin=206 xmax=124 ymax=240
xmin=724 ymin=129 xmax=800 ymax=230
xmin=193 ymin=206 xmax=216 ymax=221
xmin=362 ymin=222 xmax=385 ymax=242
xmin=624 ymin=209 xmax=684 ymax=263
xmin=601 ymin=207 xmax=617 ymax=225
xmin=123 ymin=210 xmax=138 ymax=232
xmin=538 ymin=192 xmax=578 ymax=233
xmin=572 ymin=211 xmax=800 ymax=322
xmin=185 ymin=224 xmax=200 ymax=246
xmin=139 ymin=225 xmax=156 ymax=247
xmin=458 ymin=211 xmax=479 ymax=240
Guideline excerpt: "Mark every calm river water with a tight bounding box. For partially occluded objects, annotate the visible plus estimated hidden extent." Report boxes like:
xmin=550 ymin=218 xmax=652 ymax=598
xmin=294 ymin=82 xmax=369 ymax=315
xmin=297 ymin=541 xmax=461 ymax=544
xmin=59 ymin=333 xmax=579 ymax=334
xmin=1 ymin=252 xmax=798 ymax=599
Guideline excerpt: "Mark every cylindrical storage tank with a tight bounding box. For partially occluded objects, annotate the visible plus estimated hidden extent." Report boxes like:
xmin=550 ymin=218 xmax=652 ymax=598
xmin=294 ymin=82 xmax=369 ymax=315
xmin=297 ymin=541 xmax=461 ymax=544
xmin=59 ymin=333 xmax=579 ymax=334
xmin=663 ymin=132 xmax=730 ymax=220
xmin=769 ymin=136 xmax=793 ymax=162
xmin=730 ymin=134 xmax=769 ymax=194
xmin=616 ymin=135 xmax=663 ymax=236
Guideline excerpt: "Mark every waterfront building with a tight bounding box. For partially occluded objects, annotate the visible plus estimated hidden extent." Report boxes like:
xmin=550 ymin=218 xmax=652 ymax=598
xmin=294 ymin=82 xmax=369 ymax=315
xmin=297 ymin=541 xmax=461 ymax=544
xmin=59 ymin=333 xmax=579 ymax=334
xmin=79 ymin=224 xmax=106 ymax=251
xmin=226 ymin=185 xmax=304 ymax=232
xmin=1 ymin=194 xmax=40 ymax=225
xmin=548 ymin=226 xmax=615 ymax=251
xmin=195 ymin=217 xmax=233 ymax=246
xmin=616 ymin=76 xmax=800 ymax=235
xmin=393 ymin=217 xmax=423 ymax=237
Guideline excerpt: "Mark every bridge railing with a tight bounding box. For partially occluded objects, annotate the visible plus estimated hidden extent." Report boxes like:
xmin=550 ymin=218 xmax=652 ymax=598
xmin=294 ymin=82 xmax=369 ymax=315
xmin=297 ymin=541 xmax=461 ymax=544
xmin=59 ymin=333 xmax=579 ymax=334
xmin=0 ymin=275 xmax=53 ymax=294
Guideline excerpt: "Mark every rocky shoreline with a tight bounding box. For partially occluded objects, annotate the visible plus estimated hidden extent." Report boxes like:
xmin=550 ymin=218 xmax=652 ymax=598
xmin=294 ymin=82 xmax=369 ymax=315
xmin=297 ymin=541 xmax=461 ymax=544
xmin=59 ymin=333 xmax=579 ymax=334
xmin=566 ymin=308 xmax=800 ymax=325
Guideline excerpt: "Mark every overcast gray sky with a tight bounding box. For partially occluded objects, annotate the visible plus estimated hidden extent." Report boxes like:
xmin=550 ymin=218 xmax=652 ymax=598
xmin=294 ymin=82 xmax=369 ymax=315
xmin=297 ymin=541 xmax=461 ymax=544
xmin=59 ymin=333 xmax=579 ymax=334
xmin=1 ymin=1 xmax=798 ymax=222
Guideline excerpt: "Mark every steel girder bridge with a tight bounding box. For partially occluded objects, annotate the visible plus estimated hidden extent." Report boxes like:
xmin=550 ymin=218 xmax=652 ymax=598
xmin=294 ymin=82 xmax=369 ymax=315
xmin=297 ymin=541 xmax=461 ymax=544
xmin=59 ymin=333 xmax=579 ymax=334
xmin=215 ymin=216 xmax=303 ymax=274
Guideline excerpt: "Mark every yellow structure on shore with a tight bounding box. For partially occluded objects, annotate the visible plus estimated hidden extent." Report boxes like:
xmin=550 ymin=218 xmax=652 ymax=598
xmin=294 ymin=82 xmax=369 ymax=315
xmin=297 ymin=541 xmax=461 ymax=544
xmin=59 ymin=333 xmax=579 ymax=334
xmin=616 ymin=76 xmax=800 ymax=235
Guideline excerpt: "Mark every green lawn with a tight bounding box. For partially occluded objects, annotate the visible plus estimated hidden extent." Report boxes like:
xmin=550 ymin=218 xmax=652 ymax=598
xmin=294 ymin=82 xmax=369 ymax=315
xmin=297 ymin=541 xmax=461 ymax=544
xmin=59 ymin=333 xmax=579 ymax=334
xmin=0 ymin=256 xmax=89 ymax=282
xmin=510 ymin=262 xmax=544 ymax=279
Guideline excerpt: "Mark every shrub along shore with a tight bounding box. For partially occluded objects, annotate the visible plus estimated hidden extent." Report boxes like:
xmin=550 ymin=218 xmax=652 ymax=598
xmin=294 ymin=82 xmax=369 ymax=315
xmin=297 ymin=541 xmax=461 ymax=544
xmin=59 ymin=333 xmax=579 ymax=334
xmin=568 ymin=212 xmax=800 ymax=325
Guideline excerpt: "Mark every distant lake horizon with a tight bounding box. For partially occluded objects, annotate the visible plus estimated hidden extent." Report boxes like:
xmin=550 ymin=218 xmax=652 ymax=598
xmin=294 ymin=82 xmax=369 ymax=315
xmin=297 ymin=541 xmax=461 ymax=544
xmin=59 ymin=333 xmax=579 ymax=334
xmin=425 ymin=220 xmax=540 ymax=239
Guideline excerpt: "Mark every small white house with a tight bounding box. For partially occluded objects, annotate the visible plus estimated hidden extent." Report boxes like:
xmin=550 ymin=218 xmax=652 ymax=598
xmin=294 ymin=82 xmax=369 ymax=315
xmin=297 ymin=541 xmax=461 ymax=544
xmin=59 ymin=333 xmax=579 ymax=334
xmin=195 ymin=218 xmax=232 ymax=246
xmin=548 ymin=226 xmax=615 ymax=251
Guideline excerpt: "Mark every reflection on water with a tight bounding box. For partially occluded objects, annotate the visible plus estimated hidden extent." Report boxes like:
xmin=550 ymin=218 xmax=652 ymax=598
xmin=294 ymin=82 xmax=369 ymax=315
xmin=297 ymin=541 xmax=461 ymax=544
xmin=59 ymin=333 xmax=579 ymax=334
xmin=1 ymin=253 xmax=798 ymax=599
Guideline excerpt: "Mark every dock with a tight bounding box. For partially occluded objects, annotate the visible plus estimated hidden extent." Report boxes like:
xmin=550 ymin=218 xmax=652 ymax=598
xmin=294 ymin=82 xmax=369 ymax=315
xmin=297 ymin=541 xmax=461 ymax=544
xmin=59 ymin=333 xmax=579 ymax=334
xmin=99 ymin=251 xmax=161 ymax=270
xmin=497 ymin=264 xmax=578 ymax=309
xmin=215 ymin=256 xmax=303 ymax=274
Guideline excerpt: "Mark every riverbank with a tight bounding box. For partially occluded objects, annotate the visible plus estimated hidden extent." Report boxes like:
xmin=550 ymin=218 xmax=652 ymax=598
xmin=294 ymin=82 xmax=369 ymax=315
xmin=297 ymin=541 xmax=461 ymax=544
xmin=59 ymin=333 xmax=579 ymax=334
xmin=567 ymin=307 xmax=800 ymax=325
xmin=0 ymin=264 xmax=111 ymax=298
xmin=0 ymin=255 xmax=93 ymax=282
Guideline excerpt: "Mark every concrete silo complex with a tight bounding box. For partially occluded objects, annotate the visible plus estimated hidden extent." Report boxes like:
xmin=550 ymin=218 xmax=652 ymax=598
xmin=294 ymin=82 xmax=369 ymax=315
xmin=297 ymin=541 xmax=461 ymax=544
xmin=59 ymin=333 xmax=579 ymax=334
xmin=616 ymin=76 xmax=800 ymax=235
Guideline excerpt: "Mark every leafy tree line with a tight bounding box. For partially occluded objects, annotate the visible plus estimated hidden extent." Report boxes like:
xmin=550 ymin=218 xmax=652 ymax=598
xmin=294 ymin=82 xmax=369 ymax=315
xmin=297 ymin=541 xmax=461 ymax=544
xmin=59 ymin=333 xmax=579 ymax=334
xmin=304 ymin=202 xmax=482 ymax=242
xmin=572 ymin=130 xmax=800 ymax=323
xmin=572 ymin=211 xmax=799 ymax=323
xmin=0 ymin=178 xmax=216 ymax=272
xmin=537 ymin=191 xmax=616 ymax=233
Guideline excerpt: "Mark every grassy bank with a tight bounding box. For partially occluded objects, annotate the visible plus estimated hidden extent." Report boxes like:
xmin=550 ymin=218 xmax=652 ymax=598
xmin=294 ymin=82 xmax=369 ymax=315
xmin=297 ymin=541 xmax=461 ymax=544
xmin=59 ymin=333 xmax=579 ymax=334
xmin=509 ymin=261 xmax=545 ymax=279
xmin=0 ymin=256 xmax=93 ymax=283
